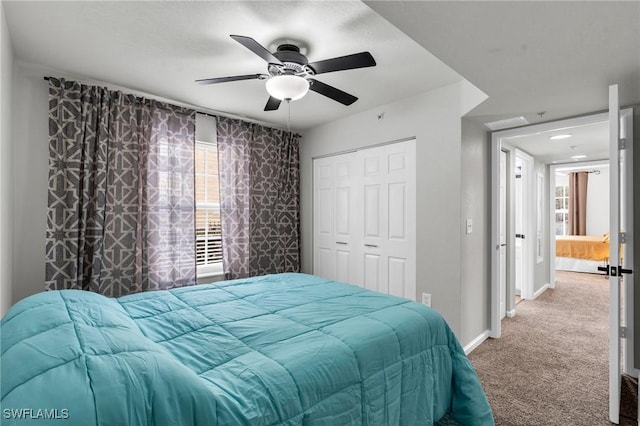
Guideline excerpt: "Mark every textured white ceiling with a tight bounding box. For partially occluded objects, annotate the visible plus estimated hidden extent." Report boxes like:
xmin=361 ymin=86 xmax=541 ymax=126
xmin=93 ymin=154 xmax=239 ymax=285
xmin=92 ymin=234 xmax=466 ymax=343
xmin=367 ymin=1 xmax=640 ymax=126
xmin=366 ymin=1 xmax=639 ymax=164
xmin=3 ymin=1 xmax=464 ymax=131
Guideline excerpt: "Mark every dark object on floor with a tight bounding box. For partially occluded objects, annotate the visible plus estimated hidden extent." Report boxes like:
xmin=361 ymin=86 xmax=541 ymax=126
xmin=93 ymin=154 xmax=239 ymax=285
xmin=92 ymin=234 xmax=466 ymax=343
xmin=620 ymin=373 xmax=638 ymax=423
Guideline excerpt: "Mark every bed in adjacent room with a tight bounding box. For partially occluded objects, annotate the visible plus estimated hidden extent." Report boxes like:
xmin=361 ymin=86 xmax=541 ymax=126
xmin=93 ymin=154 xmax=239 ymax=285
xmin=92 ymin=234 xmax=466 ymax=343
xmin=555 ymin=234 xmax=610 ymax=273
xmin=1 ymin=273 xmax=493 ymax=425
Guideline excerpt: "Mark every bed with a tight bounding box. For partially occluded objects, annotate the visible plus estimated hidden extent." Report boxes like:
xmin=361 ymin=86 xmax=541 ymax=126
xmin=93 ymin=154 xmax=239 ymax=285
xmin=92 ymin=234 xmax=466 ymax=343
xmin=1 ymin=273 xmax=493 ymax=425
xmin=555 ymin=235 xmax=610 ymax=273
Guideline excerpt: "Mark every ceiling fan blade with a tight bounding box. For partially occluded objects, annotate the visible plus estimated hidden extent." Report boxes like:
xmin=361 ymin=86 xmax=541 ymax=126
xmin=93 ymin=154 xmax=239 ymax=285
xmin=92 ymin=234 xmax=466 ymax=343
xmin=308 ymin=52 xmax=376 ymax=75
xmin=308 ymin=79 xmax=358 ymax=106
xmin=264 ymin=96 xmax=282 ymax=111
xmin=230 ymin=35 xmax=283 ymax=65
xmin=195 ymin=74 xmax=266 ymax=85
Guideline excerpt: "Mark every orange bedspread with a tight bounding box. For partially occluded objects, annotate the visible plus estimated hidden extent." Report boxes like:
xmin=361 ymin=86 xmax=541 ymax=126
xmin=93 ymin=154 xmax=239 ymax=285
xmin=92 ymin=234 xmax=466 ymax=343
xmin=555 ymin=235 xmax=609 ymax=261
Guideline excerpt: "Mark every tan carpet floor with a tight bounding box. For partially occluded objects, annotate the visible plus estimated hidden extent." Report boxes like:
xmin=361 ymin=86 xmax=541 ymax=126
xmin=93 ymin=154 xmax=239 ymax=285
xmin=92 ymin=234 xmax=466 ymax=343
xmin=468 ymin=271 xmax=622 ymax=425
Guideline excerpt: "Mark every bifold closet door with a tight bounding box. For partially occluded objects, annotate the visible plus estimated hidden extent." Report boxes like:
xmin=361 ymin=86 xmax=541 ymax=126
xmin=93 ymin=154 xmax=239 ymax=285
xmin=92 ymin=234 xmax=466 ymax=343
xmin=313 ymin=139 xmax=416 ymax=300
xmin=313 ymin=153 xmax=359 ymax=283
xmin=359 ymin=141 xmax=416 ymax=299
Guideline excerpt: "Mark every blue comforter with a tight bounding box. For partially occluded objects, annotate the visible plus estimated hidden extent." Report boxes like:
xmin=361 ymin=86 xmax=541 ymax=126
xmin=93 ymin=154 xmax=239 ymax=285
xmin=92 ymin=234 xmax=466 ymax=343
xmin=1 ymin=273 xmax=493 ymax=425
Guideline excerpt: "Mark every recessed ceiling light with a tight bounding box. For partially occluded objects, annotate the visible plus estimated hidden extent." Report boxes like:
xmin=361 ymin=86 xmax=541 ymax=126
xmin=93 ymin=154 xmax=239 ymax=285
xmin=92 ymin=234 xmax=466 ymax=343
xmin=571 ymin=155 xmax=587 ymax=159
xmin=549 ymin=134 xmax=573 ymax=140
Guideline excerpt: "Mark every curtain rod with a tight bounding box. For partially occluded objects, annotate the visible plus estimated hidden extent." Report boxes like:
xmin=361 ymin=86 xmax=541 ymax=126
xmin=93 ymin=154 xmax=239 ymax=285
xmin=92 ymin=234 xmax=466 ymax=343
xmin=568 ymin=169 xmax=601 ymax=175
xmin=43 ymin=76 xmax=295 ymax=133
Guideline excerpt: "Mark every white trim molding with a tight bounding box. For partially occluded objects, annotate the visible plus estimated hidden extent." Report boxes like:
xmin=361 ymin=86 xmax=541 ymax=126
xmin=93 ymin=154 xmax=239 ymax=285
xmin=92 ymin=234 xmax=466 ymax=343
xmin=533 ymin=283 xmax=550 ymax=299
xmin=506 ymin=309 xmax=516 ymax=318
xmin=464 ymin=330 xmax=490 ymax=355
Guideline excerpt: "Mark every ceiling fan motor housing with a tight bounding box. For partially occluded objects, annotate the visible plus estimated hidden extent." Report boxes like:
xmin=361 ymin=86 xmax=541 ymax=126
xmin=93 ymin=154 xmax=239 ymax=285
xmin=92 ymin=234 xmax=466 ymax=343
xmin=273 ymin=44 xmax=308 ymax=65
xmin=270 ymin=44 xmax=314 ymax=78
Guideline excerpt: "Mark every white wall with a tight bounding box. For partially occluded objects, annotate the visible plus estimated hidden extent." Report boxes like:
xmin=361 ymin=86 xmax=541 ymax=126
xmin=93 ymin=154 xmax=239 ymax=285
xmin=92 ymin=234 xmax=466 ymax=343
xmin=586 ymin=166 xmax=609 ymax=235
xmin=0 ymin=4 xmax=14 ymax=317
xmin=301 ymin=82 xmax=472 ymax=339
xmin=460 ymin=119 xmax=491 ymax=344
xmin=11 ymin=62 xmax=49 ymax=305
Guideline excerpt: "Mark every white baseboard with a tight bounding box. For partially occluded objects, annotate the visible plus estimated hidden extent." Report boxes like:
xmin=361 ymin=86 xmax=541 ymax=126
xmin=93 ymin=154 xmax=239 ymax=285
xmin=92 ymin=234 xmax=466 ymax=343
xmin=533 ymin=283 xmax=550 ymax=299
xmin=464 ymin=330 xmax=490 ymax=355
xmin=506 ymin=309 xmax=516 ymax=318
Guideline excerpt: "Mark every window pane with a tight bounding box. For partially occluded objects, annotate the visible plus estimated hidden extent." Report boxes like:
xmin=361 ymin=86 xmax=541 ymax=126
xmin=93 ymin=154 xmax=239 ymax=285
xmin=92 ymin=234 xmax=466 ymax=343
xmin=195 ymin=142 xmax=222 ymax=270
xmin=555 ymin=186 xmax=563 ymax=197
xmin=195 ymin=175 xmax=206 ymax=202
xmin=206 ymin=176 xmax=219 ymax=204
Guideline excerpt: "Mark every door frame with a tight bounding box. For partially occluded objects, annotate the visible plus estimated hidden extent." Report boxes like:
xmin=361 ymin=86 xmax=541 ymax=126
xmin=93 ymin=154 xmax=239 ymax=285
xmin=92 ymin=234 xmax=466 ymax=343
xmin=548 ymin=158 xmax=610 ymax=290
xmin=492 ymin=111 xmax=609 ymax=338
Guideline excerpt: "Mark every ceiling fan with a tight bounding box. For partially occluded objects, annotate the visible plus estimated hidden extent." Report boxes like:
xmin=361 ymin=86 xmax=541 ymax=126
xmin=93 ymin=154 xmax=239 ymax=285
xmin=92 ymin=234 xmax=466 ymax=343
xmin=196 ymin=35 xmax=376 ymax=111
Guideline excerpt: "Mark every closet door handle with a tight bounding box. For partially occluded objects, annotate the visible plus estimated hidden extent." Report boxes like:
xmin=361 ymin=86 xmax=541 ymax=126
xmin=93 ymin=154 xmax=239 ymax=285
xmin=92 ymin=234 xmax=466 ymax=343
xmin=336 ymin=241 xmax=347 ymax=245
xmin=364 ymin=244 xmax=378 ymax=248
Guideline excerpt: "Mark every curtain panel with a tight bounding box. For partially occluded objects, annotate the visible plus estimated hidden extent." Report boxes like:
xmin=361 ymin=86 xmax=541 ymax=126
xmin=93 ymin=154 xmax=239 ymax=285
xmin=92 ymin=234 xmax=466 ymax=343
xmin=216 ymin=117 xmax=301 ymax=279
xmin=568 ymin=171 xmax=589 ymax=236
xmin=46 ymin=78 xmax=196 ymax=297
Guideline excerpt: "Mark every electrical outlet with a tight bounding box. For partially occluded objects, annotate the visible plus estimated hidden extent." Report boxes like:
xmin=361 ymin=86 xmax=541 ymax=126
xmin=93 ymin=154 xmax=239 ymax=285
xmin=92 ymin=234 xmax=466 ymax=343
xmin=422 ymin=293 xmax=432 ymax=307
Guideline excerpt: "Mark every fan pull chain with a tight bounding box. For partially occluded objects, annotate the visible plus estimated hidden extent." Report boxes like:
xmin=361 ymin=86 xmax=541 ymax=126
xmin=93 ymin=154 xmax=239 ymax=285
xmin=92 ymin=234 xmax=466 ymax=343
xmin=287 ymin=100 xmax=291 ymax=132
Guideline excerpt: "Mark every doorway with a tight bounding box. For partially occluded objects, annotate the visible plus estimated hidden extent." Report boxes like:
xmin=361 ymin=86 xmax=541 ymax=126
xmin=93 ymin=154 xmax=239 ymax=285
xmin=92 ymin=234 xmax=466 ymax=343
xmin=491 ymin=112 xmax=614 ymax=336
xmin=489 ymin=102 xmax=635 ymax=423
xmin=495 ymin=144 xmax=535 ymax=319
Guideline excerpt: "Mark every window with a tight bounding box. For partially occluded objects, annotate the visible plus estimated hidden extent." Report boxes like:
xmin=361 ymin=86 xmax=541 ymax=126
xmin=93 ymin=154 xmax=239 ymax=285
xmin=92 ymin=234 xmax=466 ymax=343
xmin=195 ymin=141 xmax=222 ymax=276
xmin=555 ymin=185 xmax=569 ymax=235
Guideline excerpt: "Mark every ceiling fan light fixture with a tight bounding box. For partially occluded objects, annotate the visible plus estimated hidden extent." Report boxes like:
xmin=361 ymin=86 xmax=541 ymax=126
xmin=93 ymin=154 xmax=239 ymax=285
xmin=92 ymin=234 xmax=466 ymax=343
xmin=265 ymin=75 xmax=309 ymax=101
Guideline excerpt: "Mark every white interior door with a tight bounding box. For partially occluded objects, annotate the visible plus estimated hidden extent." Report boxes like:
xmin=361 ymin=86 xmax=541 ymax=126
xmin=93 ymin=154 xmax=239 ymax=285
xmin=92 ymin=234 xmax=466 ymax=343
xmin=499 ymin=150 xmax=507 ymax=319
xmin=333 ymin=155 xmax=358 ymax=284
xmin=313 ymin=154 xmax=358 ymax=283
xmin=313 ymin=139 xmax=416 ymax=299
xmin=313 ymin=157 xmax=336 ymax=280
xmin=515 ymin=160 xmax=523 ymax=297
xmin=608 ymin=84 xmax=635 ymax=424
xmin=360 ymin=140 xmax=416 ymax=299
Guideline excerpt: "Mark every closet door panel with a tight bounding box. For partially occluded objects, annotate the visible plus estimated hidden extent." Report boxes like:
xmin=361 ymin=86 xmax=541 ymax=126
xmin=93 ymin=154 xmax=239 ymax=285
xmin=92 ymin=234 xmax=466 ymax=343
xmin=363 ymin=253 xmax=381 ymax=292
xmin=364 ymin=185 xmax=381 ymax=238
xmin=388 ymin=257 xmax=407 ymax=297
xmin=388 ymin=183 xmax=407 ymax=240
xmin=336 ymin=249 xmax=351 ymax=283
xmin=335 ymin=187 xmax=351 ymax=237
xmin=313 ymin=158 xmax=336 ymax=280
xmin=385 ymin=141 xmax=417 ymax=300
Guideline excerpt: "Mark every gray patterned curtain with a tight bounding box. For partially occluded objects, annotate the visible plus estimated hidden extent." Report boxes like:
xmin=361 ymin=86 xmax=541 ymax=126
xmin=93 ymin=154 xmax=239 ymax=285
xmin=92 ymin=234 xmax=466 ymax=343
xmin=46 ymin=78 xmax=196 ymax=297
xmin=217 ymin=117 xmax=300 ymax=279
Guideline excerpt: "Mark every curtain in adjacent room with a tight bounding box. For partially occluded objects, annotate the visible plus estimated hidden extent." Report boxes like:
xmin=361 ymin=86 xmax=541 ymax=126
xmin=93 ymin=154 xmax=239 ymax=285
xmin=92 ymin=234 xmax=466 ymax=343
xmin=216 ymin=116 xmax=300 ymax=279
xmin=46 ymin=78 xmax=196 ymax=297
xmin=568 ymin=171 xmax=589 ymax=235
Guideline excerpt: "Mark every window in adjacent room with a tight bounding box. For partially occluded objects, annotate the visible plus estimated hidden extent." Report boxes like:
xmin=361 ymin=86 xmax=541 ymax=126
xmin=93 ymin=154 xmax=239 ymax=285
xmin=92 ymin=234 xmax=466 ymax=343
xmin=555 ymin=184 xmax=569 ymax=235
xmin=195 ymin=140 xmax=222 ymax=277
